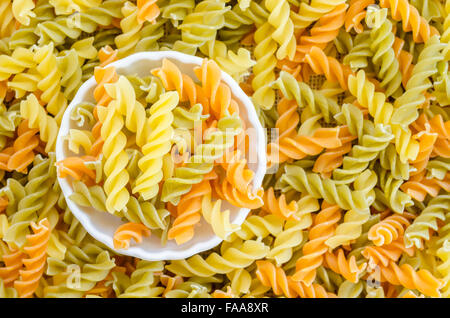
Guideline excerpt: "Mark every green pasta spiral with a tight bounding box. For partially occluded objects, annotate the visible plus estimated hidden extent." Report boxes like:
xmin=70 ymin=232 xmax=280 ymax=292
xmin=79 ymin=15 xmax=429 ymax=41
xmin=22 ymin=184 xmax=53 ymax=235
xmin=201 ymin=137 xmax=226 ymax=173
xmin=405 ymin=195 xmax=449 ymax=249
xmin=3 ymin=153 xmax=56 ymax=248
xmin=116 ymin=261 xmax=164 ymax=298
xmin=272 ymin=71 xmax=340 ymax=123
xmin=392 ymin=35 xmax=445 ymax=126
xmin=369 ymin=17 xmax=402 ymax=97
xmin=332 ymin=123 xmax=393 ymax=184
xmin=166 ymin=239 xmax=269 ymax=277
xmin=276 ymin=165 xmax=370 ymax=213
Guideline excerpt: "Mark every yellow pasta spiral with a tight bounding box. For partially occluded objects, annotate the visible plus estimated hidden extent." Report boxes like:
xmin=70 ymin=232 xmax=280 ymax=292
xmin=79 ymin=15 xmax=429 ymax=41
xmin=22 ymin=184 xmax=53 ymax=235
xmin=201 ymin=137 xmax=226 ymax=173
xmin=19 ymin=94 xmax=58 ymax=153
xmin=264 ymin=0 xmax=296 ymax=60
xmin=96 ymin=103 xmax=130 ymax=213
xmin=34 ymin=43 xmax=68 ymax=124
xmin=133 ymin=91 xmax=178 ymax=200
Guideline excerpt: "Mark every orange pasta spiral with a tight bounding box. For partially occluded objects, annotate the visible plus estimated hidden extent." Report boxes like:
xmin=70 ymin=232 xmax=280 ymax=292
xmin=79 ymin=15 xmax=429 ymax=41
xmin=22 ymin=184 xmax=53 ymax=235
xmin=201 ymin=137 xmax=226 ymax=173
xmin=266 ymin=98 xmax=298 ymax=163
xmin=90 ymin=120 xmax=104 ymax=159
xmin=323 ymin=248 xmax=367 ymax=283
xmin=261 ymin=187 xmax=298 ymax=221
xmin=98 ymin=45 xmax=118 ymax=67
xmin=168 ymin=179 xmax=211 ymax=245
xmin=411 ymin=114 xmax=450 ymax=158
xmin=94 ymin=66 xmax=119 ymax=108
xmin=296 ymin=4 xmax=348 ymax=60
xmin=268 ymin=126 xmax=342 ymax=165
xmin=90 ymin=66 xmax=119 ymax=158
xmin=392 ymin=37 xmax=414 ymax=87
xmin=362 ymin=237 xmax=414 ymax=268
xmin=213 ymin=178 xmax=263 ymax=209
xmin=6 ymin=120 xmax=39 ymax=173
xmin=345 ymin=0 xmax=374 ymax=33
xmin=368 ymin=214 xmax=411 ymax=246
xmin=14 ymin=218 xmax=51 ymax=298
xmin=113 ymin=222 xmax=151 ymax=249
xmin=194 ymin=59 xmax=239 ymax=119
xmin=256 ymin=261 xmax=336 ymax=298
xmin=292 ymin=203 xmax=341 ymax=285
xmin=304 ymin=46 xmax=354 ymax=90
xmin=136 ymin=0 xmax=160 ymax=24
xmin=400 ymin=171 xmax=450 ymax=201
xmin=409 ymin=128 xmax=438 ymax=176
xmin=274 ymin=98 xmax=299 ymax=140
xmin=256 ymin=260 xmax=297 ymax=298
xmin=152 ymin=58 xmax=207 ymax=109
xmin=374 ymin=261 xmax=443 ymax=297
xmin=221 ymin=150 xmax=254 ymax=195
xmin=379 ymin=0 xmax=439 ymax=43
xmin=0 ymin=249 xmax=25 ymax=286
xmin=159 ymin=274 xmax=183 ymax=297
xmin=56 ymin=156 xmax=98 ymax=186
xmin=313 ymin=126 xmax=357 ymax=178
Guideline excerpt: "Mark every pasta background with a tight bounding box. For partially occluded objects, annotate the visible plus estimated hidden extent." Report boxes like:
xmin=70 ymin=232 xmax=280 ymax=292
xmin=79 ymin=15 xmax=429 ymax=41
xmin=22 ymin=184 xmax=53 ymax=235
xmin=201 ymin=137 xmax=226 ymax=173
xmin=0 ymin=0 xmax=448 ymax=299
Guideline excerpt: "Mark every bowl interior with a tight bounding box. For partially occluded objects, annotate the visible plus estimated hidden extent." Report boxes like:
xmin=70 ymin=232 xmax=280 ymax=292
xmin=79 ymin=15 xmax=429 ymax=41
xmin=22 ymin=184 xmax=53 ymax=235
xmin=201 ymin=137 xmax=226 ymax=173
xmin=56 ymin=51 xmax=266 ymax=261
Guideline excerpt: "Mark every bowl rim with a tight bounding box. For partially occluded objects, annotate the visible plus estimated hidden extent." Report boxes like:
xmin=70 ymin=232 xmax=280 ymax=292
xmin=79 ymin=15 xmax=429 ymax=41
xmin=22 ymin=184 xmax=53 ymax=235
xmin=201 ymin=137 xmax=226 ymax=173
xmin=55 ymin=51 xmax=267 ymax=261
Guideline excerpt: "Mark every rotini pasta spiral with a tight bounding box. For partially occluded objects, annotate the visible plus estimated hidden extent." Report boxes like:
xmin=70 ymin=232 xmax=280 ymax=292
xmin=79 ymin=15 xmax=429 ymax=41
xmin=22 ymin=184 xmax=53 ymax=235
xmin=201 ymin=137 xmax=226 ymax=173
xmin=115 ymin=1 xmax=143 ymax=58
xmin=173 ymin=0 xmax=229 ymax=55
xmin=404 ymin=195 xmax=449 ymax=249
xmin=133 ymin=91 xmax=178 ymax=200
xmin=367 ymin=10 xmax=402 ymax=97
xmin=348 ymin=70 xmax=419 ymax=162
xmin=4 ymin=153 xmax=55 ymax=249
xmin=290 ymin=0 xmax=346 ymax=33
xmin=264 ymin=0 xmax=296 ymax=60
xmin=113 ymin=222 xmax=151 ymax=249
xmin=251 ymin=22 xmax=277 ymax=110
xmin=6 ymin=120 xmax=39 ymax=173
xmin=201 ymin=195 xmax=238 ymax=241
xmin=117 ymin=260 xmax=164 ymax=298
xmin=69 ymin=181 xmax=107 ymax=212
xmin=12 ymin=0 xmax=35 ymax=26
xmin=14 ymin=218 xmax=50 ymax=298
xmin=292 ymin=203 xmax=341 ymax=285
xmin=166 ymin=239 xmax=269 ymax=277
xmin=0 ymin=249 xmax=25 ymax=286
xmin=325 ymin=171 xmax=376 ymax=248
xmin=368 ymin=214 xmax=411 ymax=246
xmin=267 ymin=214 xmax=311 ymax=266
xmin=96 ymin=103 xmax=130 ymax=213
xmin=167 ymin=179 xmax=210 ymax=245
xmin=373 ymin=261 xmax=442 ymax=297
xmin=34 ymin=43 xmax=67 ymax=124
xmin=323 ymin=248 xmax=367 ymax=283
xmin=276 ymin=165 xmax=370 ymax=213
xmin=256 ymin=260 xmax=336 ymax=298
xmin=392 ymin=36 xmax=445 ymax=127
xmin=379 ymin=0 xmax=439 ymax=43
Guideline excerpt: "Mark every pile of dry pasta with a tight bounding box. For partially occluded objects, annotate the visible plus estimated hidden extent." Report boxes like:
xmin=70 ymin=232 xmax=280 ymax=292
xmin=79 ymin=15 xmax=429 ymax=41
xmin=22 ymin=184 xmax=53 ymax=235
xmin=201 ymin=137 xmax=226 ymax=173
xmin=59 ymin=58 xmax=259 ymax=248
xmin=0 ymin=0 xmax=448 ymax=298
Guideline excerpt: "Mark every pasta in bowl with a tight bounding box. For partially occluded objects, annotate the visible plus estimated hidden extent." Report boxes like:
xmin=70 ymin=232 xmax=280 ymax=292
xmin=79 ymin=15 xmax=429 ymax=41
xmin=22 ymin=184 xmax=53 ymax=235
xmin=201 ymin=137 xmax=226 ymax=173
xmin=55 ymin=51 xmax=266 ymax=261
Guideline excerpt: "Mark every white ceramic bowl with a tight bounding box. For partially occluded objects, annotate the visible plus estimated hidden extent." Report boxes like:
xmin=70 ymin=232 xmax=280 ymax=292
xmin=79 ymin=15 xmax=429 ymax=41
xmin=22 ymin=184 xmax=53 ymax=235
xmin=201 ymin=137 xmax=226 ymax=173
xmin=56 ymin=51 xmax=266 ymax=261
